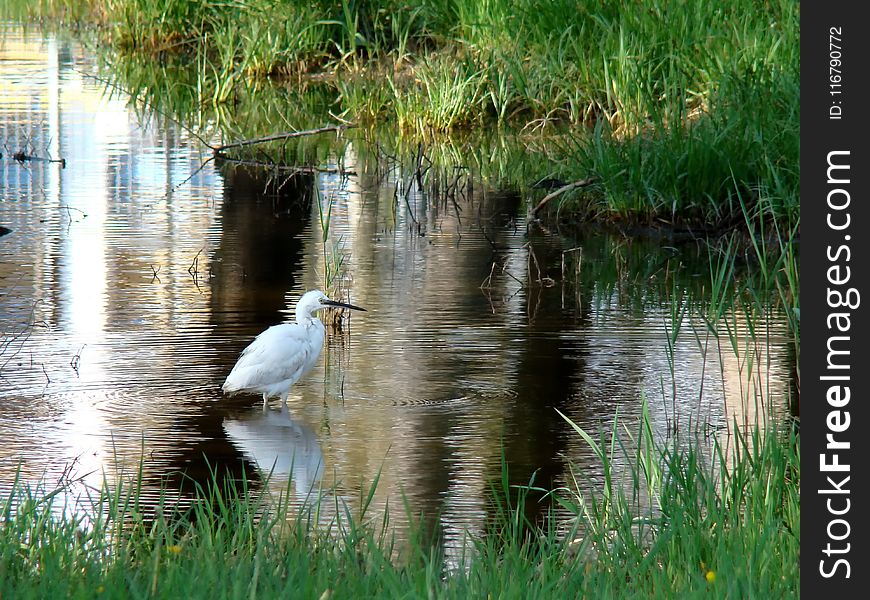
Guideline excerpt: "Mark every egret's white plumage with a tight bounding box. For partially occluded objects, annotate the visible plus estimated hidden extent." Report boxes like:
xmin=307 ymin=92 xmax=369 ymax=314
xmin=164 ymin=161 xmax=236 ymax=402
xmin=222 ymin=290 xmax=365 ymax=405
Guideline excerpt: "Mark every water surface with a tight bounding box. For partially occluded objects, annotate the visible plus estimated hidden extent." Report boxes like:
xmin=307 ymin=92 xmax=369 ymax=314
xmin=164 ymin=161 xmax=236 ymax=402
xmin=0 ymin=26 xmax=796 ymax=551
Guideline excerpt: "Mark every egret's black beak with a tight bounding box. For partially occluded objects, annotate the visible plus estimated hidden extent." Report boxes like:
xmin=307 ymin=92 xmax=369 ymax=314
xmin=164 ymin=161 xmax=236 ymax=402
xmin=324 ymin=299 xmax=366 ymax=312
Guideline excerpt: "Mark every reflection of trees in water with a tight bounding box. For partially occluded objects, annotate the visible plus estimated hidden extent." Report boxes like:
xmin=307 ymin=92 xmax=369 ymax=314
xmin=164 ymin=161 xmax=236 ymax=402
xmin=209 ymin=165 xmax=314 ymax=330
xmin=304 ymin=149 xmax=584 ymax=552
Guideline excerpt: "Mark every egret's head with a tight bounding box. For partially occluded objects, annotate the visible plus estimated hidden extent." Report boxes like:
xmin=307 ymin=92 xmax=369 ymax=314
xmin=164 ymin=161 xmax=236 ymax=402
xmin=295 ymin=290 xmax=366 ymax=321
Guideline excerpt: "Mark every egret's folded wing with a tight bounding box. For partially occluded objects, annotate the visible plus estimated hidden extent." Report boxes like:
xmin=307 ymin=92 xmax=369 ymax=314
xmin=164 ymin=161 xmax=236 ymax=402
xmin=223 ymin=324 xmax=314 ymax=394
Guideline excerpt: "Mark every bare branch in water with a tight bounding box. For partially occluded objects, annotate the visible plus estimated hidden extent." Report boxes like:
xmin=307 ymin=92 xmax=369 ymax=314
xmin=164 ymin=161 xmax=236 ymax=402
xmin=530 ymin=177 xmax=598 ymax=217
xmin=212 ymin=125 xmax=355 ymax=155
xmin=11 ymin=151 xmax=66 ymax=168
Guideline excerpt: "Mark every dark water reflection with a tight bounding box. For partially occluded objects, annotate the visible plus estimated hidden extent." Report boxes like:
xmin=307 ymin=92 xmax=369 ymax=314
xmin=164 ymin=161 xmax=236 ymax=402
xmin=1 ymin=27 xmax=796 ymax=553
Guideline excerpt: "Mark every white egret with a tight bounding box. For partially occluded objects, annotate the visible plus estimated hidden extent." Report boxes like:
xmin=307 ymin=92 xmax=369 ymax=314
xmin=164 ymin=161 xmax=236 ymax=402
xmin=222 ymin=290 xmax=365 ymax=406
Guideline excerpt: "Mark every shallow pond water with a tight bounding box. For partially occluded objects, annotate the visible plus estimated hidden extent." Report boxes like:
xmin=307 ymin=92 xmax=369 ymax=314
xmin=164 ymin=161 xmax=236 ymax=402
xmin=1 ymin=27 xmax=796 ymax=552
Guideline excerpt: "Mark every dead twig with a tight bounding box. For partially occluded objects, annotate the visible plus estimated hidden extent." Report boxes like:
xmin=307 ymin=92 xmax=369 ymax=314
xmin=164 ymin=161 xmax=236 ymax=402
xmin=212 ymin=125 xmax=355 ymax=155
xmin=188 ymin=249 xmax=203 ymax=277
xmin=530 ymin=177 xmax=598 ymax=217
xmin=11 ymin=151 xmax=66 ymax=168
xmin=501 ymin=260 xmax=526 ymax=289
xmin=169 ymin=155 xmax=216 ymax=194
xmin=188 ymin=249 xmax=204 ymax=291
xmin=214 ymin=156 xmax=355 ymax=175
xmin=70 ymin=345 xmax=86 ymax=376
xmin=480 ymin=262 xmax=497 ymax=290
xmin=525 ymin=243 xmax=555 ymax=287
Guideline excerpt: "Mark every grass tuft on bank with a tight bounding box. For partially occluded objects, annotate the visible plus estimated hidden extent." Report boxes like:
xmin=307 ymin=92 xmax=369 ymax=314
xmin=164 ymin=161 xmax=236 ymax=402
xmin=2 ymin=415 xmax=798 ymax=598
xmin=4 ymin=1 xmax=798 ymax=129
xmin=1 ymin=0 xmax=799 ymax=229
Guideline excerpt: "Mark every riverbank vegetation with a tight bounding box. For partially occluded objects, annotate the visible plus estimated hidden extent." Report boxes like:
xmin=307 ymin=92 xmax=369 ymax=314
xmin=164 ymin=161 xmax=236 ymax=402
xmin=1 ymin=5 xmax=800 ymax=596
xmin=4 ymin=0 xmax=799 ymax=229
xmin=2 ymin=417 xmax=799 ymax=598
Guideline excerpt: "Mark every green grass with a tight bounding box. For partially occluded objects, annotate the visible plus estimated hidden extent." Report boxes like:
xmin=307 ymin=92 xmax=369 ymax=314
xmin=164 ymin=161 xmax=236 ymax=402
xmin=0 ymin=416 xmax=799 ymax=598
xmin=2 ymin=0 xmax=799 ymax=230
xmin=548 ymin=67 xmax=799 ymax=227
xmin=556 ymin=409 xmax=799 ymax=597
xmin=4 ymin=0 xmax=798 ymax=136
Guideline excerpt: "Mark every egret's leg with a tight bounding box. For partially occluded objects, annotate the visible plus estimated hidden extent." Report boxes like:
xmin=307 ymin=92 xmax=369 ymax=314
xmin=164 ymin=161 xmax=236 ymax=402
xmin=262 ymin=393 xmax=269 ymax=409
xmin=282 ymin=389 xmax=290 ymax=408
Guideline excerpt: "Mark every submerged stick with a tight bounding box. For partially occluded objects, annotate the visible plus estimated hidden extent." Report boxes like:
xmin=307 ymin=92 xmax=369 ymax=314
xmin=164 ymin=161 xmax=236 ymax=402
xmin=11 ymin=152 xmax=66 ymax=168
xmin=212 ymin=125 xmax=355 ymax=155
xmin=213 ymin=156 xmax=355 ymax=175
xmin=530 ymin=177 xmax=597 ymax=217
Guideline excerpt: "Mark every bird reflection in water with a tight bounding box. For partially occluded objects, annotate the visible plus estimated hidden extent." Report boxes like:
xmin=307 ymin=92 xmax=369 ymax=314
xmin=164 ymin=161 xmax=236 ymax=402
xmin=223 ymin=404 xmax=324 ymax=506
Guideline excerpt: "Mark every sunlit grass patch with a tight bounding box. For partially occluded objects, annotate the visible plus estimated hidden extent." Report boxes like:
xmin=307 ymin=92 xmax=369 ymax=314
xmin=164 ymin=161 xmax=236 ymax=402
xmin=1 ymin=0 xmax=798 ymax=230
xmin=0 ymin=416 xmax=799 ymax=598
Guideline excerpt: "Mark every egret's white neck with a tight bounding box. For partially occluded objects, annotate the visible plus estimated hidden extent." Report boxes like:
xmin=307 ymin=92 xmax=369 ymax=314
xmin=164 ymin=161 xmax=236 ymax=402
xmin=295 ymin=309 xmax=322 ymax=325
